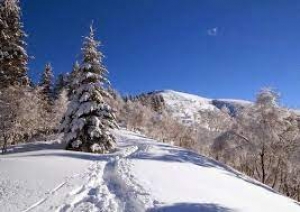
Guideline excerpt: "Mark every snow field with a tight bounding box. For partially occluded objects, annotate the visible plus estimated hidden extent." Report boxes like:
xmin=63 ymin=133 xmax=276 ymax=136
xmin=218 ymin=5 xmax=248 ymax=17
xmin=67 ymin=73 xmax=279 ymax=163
xmin=0 ymin=130 xmax=299 ymax=212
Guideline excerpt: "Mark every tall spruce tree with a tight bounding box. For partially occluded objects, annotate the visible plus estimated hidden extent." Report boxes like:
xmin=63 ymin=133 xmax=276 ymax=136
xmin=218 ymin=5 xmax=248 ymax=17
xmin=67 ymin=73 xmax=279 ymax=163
xmin=68 ymin=61 xmax=80 ymax=97
xmin=39 ymin=63 xmax=54 ymax=101
xmin=54 ymin=73 xmax=67 ymax=98
xmin=61 ymin=25 xmax=118 ymax=153
xmin=0 ymin=0 xmax=29 ymax=88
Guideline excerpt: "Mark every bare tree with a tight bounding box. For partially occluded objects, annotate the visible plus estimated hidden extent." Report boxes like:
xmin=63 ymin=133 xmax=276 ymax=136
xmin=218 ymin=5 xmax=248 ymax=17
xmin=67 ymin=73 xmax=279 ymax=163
xmin=0 ymin=86 xmax=42 ymax=153
xmin=211 ymin=88 xmax=300 ymax=199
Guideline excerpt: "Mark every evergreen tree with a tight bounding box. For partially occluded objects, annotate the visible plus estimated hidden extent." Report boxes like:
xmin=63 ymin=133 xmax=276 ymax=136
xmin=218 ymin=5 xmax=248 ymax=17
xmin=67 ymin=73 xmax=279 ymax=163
xmin=0 ymin=0 xmax=29 ymax=88
xmin=39 ymin=63 xmax=54 ymax=101
xmin=68 ymin=61 xmax=80 ymax=97
xmin=54 ymin=73 xmax=68 ymax=97
xmin=61 ymin=25 xmax=118 ymax=153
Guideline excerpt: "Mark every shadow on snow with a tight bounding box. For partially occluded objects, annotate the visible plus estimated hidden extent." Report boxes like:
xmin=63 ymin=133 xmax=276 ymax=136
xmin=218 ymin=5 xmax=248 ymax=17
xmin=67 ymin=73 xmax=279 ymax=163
xmin=127 ymin=143 xmax=278 ymax=195
xmin=147 ymin=203 xmax=233 ymax=212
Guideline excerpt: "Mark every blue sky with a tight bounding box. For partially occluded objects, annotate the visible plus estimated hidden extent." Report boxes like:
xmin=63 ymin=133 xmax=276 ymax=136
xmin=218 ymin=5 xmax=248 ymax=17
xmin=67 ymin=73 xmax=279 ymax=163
xmin=22 ymin=0 xmax=300 ymax=107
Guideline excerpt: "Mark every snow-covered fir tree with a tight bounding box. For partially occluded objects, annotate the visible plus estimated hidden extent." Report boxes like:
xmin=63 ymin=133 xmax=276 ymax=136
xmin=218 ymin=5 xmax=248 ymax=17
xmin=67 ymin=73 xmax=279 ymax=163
xmin=53 ymin=73 xmax=68 ymax=98
xmin=68 ymin=61 xmax=80 ymax=97
xmin=61 ymin=25 xmax=118 ymax=153
xmin=39 ymin=63 xmax=54 ymax=102
xmin=0 ymin=0 xmax=29 ymax=88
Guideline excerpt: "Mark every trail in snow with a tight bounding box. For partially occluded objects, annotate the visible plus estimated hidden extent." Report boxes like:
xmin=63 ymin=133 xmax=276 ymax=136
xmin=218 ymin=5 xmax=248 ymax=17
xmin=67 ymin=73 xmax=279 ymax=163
xmin=2 ymin=132 xmax=156 ymax=212
xmin=1 ymin=129 xmax=300 ymax=212
xmin=56 ymin=160 xmax=118 ymax=212
xmin=57 ymin=144 xmax=154 ymax=212
xmin=22 ymin=182 xmax=66 ymax=212
xmin=103 ymin=145 xmax=154 ymax=211
xmin=19 ymin=164 xmax=92 ymax=212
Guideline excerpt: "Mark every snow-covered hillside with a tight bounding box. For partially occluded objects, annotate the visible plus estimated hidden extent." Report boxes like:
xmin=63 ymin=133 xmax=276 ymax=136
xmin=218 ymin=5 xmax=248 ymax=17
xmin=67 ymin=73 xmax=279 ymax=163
xmin=0 ymin=130 xmax=299 ymax=212
xmin=148 ymin=90 xmax=252 ymax=128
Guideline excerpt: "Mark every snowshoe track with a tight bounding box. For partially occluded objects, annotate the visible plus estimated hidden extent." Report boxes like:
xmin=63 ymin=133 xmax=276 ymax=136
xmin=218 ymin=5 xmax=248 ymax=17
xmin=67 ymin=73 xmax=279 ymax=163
xmin=57 ymin=161 xmax=118 ymax=212
xmin=104 ymin=145 xmax=153 ymax=212
xmin=58 ymin=145 xmax=154 ymax=212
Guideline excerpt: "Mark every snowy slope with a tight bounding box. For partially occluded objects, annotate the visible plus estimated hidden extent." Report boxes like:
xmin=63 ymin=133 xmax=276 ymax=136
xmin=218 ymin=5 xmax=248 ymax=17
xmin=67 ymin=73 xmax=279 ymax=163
xmin=151 ymin=90 xmax=252 ymax=127
xmin=155 ymin=90 xmax=300 ymax=132
xmin=0 ymin=130 xmax=299 ymax=212
xmin=158 ymin=90 xmax=216 ymax=126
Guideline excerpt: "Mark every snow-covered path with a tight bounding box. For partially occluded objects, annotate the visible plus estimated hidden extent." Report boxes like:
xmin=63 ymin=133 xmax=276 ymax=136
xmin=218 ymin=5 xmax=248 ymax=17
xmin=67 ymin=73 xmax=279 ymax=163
xmin=0 ymin=133 xmax=155 ymax=212
xmin=0 ymin=130 xmax=300 ymax=212
xmin=56 ymin=144 xmax=152 ymax=212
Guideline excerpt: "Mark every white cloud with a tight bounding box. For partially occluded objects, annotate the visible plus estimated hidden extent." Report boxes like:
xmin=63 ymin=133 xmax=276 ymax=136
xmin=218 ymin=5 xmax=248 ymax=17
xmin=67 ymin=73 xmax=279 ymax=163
xmin=207 ymin=27 xmax=218 ymax=36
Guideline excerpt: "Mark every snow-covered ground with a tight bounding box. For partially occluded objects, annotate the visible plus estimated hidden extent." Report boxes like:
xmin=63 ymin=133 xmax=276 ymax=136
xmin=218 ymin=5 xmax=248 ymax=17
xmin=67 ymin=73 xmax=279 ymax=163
xmin=159 ymin=90 xmax=216 ymax=126
xmin=0 ymin=130 xmax=299 ymax=212
xmin=154 ymin=90 xmax=253 ymax=127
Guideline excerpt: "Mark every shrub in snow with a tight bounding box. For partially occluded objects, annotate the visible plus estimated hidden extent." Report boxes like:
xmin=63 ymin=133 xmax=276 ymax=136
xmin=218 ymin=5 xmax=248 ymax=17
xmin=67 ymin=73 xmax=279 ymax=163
xmin=60 ymin=25 xmax=118 ymax=153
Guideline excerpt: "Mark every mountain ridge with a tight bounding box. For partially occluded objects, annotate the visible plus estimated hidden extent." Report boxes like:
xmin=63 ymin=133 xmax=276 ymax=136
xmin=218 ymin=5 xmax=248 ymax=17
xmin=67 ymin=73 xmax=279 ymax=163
xmin=137 ymin=90 xmax=252 ymax=127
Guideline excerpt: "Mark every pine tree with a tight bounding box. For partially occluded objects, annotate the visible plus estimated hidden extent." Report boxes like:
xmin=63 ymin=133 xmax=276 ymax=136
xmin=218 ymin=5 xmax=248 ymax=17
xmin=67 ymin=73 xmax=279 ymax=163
xmin=39 ymin=63 xmax=54 ymax=102
xmin=68 ymin=61 xmax=80 ymax=97
xmin=61 ymin=25 xmax=118 ymax=153
xmin=54 ymin=73 xmax=68 ymax=98
xmin=0 ymin=0 xmax=29 ymax=88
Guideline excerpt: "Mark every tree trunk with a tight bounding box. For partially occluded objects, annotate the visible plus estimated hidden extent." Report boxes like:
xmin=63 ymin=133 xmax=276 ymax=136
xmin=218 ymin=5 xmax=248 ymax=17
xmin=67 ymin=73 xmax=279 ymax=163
xmin=260 ymin=145 xmax=266 ymax=184
xmin=1 ymin=135 xmax=8 ymax=154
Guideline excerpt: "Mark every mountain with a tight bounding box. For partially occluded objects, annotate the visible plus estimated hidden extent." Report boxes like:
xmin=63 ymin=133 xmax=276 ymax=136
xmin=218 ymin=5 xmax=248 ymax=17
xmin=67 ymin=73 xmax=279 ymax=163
xmin=0 ymin=129 xmax=299 ymax=212
xmin=140 ymin=90 xmax=253 ymax=129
